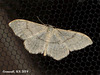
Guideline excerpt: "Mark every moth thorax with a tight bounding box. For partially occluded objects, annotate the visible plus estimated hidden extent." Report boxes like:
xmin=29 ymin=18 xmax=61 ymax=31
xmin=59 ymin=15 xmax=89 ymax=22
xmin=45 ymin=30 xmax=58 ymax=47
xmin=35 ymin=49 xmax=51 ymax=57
xmin=47 ymin=25 xmax=54 ymax=32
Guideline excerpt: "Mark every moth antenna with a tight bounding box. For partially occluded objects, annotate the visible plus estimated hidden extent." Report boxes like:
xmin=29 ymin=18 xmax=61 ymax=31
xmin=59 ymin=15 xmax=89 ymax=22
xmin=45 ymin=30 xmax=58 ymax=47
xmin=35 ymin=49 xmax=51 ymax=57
xmin=36 ymin=16 xmax=45 ymax=25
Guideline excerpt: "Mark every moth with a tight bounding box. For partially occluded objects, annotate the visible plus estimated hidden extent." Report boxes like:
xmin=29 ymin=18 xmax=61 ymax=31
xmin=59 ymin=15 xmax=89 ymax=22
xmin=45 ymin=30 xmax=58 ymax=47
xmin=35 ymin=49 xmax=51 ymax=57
xmin=9 ymin=19 xmax=93 ymax=60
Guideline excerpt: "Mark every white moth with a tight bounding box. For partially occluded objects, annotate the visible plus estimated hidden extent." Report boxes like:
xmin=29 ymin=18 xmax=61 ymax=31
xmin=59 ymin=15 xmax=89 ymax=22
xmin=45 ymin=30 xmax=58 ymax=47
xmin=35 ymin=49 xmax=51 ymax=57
xmin=9 ymin=19 xmax=93 ymax=60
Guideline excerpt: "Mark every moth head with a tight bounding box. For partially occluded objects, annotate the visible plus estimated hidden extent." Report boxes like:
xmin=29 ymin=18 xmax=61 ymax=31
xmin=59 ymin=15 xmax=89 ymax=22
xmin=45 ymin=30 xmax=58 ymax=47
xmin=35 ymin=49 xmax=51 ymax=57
xmin=46 ymin=24 xmax=55 ymax=28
